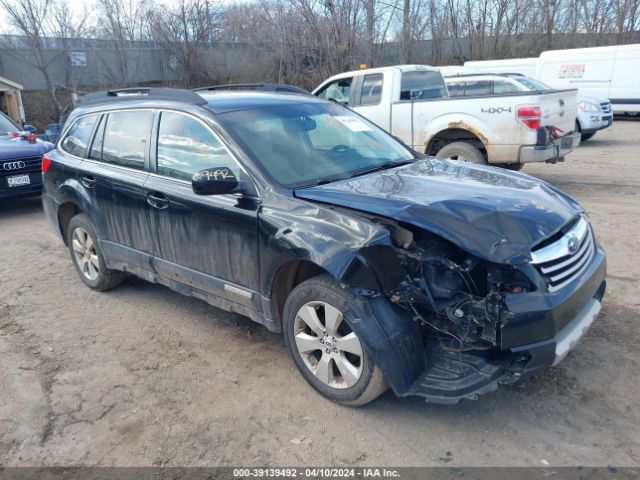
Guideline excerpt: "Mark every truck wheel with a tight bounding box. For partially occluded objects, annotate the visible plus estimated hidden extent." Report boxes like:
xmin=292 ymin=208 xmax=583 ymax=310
xmin=501 ymin=163 xmax=524 ymax=171
xmin=436 ymin=142 xmax=486 ymax=164
xmin=282 ymin=274 xmax=388 ymax=406
xmin=67 ymin=214 xmax=126 ymax=291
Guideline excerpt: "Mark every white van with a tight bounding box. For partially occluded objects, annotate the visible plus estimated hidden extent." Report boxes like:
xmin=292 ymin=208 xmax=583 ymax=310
xmin=465 ymin=57 xmax=538 ymax=78
xmin=535 ymin=44 xmax=640 ymax=114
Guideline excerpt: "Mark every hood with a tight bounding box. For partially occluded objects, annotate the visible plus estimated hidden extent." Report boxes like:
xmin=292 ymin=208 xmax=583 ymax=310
xmin=0 ymin=135 xmax=54 ymax=160
xmin=294 ymin=159 xmax=583 ymax=265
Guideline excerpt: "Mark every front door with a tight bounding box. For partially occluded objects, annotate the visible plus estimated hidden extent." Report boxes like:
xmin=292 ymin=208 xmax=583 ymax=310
xmin=144 ymin=110 xmax=260 ymax=309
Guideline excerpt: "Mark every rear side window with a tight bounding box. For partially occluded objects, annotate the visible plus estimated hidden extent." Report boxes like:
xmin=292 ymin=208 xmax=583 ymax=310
xmin=97 ymin=111 xmax=154 ymax=170
xmin=61 ymin=115 xmax=98 ymax=157
xmin=464 ymin=80 xmax=493 ymax=96
xmin=156 ymin=111 xmax=239 ymax=181
xmin=400 ymin=71 xmax=448 ymax=100
xmin=360 ymin=74 xmax=383 ymax=105
xmin=446 ymin=82 xmax=465 ymax=97
xmin=493 ymin=80 xmax=520 ymax=94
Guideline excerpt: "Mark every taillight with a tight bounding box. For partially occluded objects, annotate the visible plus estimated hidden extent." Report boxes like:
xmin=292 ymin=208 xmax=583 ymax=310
xmin=42 ymin=155 xmax=51 ymax=173
xmin=517 ymin=106 xmax=542 ymax=130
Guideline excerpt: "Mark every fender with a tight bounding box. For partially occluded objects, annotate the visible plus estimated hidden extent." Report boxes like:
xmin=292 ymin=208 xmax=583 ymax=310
xmin=417 ymin=111 xmax=492 ymax=153
xmin=56 ymin=179 xmax=108 ymax=240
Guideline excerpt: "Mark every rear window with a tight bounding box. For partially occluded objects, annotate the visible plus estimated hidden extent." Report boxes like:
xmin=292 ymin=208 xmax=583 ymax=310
xmin=61 ymin=115 xmax=98 ymax=157
xmin=95 ymin=110 xmax=154 ymax=170
xmin=400 ymin=71 xmax=448 ymax=100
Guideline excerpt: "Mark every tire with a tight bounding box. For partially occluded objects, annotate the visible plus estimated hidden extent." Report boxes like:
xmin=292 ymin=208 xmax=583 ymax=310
xmin=501 ymin=163 xmax=525 ymax=171
xmin=282 ymin=274 xmax=388 ymax=406
xmin=67 ymin=214 xmax=126 ymax=291
xmin=435 ymin=141 xmax=486 ymax=164
xmin=581 ymin=132 xmax=595 ymax=142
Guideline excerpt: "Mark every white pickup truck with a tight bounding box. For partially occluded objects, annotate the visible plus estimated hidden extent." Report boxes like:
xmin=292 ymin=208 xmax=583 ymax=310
xmin=313 ymin=65 xmax=580 ymax=170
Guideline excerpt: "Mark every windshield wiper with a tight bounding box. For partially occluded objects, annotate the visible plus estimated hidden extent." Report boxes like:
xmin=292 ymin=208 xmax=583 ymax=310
xmin=347 ymin=159 xmax=415 ymax=179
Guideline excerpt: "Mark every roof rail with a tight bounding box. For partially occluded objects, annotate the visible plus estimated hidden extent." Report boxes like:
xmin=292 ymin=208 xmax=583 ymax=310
xmin=194 ymin=83 xmax=310 ymax=95
xmin=443 ymin=72 xmax=525 ymax=78
xmin=80 ymin=87 xmax=207 ymax=107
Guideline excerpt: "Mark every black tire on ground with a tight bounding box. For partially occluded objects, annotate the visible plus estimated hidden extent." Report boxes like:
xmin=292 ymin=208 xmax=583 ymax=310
xmin=435 ymin=141 xmax=486 ymax=164
xmin=67 ymin=213 xmax=126 ymax=291
xmin=282 ymin=274 xmax=388 ymax=406
xmin=501 ymin=163 xmax=525 ymax=171
xmin=581 ymin=132 xmax=595 ymax=141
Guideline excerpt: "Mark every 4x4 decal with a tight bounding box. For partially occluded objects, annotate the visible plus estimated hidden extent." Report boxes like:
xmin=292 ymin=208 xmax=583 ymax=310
xmin=481 ymin=107 xmax=513 ymax=114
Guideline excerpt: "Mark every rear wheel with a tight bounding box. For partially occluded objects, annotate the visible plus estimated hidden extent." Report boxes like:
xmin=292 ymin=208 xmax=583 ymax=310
xmin=68 ymin=214 xmax=126 ymax=291
xmin=435 ymin=142 xmax=486 ymax=164
xmin=283 ymin=274 xmax=387 ymax=406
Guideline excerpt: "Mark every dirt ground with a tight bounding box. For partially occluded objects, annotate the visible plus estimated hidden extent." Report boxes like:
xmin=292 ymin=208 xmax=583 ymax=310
xmin=1 ymin=119 xmax=639 ymax=467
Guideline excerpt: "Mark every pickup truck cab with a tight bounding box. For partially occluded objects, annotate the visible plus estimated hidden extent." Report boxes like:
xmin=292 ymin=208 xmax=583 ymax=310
xmin=313 ymin=65 xmax=581 ymax=170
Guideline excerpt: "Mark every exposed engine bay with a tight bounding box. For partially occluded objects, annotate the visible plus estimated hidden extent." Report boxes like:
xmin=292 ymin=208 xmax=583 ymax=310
xmin=346 ymin=215 xmax=535 ymax=353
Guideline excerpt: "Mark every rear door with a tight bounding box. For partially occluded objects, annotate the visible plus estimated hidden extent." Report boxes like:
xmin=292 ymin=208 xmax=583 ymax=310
xmin=144 ymin=110 xmax=260 ymax=309
xmin=79 ymin=109 xmax=156 ymax=270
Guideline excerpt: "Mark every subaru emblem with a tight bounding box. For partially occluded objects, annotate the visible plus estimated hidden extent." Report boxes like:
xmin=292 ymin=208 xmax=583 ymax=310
xmin=567 ymin=234 xmax=579 ymax=254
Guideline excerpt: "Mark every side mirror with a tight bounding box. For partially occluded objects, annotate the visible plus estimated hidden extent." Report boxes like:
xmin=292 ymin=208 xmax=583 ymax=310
xmin=23 ymin=124 xmax=37 ymax=133
xmin=192 ymin=167 xmax=239 ymax=195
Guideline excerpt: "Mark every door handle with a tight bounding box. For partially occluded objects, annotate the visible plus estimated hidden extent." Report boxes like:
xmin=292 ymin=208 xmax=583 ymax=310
xmin=80 ymin=174 xmax=97 ymax=188
xmin=146 ymin=192 xmax=169 ymax=209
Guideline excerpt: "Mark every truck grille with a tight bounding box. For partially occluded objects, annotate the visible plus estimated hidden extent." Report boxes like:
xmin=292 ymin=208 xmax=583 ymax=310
xmin=0 ymin=157 xmax=42 ymax=177
xmin=531 ymin=217 xmax=595 ymax=292
xmin=600 ymin=102 xmax=612 ymax=114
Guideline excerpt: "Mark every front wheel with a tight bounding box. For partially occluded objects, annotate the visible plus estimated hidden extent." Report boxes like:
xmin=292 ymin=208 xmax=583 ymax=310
xmin=282 ymin=274 xmax=388 ymax=406
xmin=501 ymin=163 xmax=525 ymax=171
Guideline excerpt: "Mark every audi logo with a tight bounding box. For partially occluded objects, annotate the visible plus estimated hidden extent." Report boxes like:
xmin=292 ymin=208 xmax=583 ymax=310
xmin=2 ymin=161 xmax=26 ymax=170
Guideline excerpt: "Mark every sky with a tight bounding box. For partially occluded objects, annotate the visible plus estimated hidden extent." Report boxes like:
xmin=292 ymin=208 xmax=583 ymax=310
xmin=0 ymin=0 xmax=246 ymax=35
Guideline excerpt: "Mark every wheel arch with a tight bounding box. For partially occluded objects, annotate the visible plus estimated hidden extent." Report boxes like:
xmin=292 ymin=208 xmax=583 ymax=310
xmin=57 ymin=201 xmax=85 ymax=245
xmin=426 ymin=127 xmax=487 ymax=158
xmin=269 ymin=259 xmax=329 ymax=327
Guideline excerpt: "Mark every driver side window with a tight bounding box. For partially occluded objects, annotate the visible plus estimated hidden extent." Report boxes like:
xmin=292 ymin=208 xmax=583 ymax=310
xmin=156 ymin=111 xmax=239 ymax=182
xmin=316 ymin=78 xmax=353 ymax=104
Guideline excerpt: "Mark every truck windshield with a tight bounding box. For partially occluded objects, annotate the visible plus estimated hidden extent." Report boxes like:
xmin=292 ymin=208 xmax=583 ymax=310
xmin=0 ymin=113 xmax=19 ymax=135
xmin=216 ymin=101 xmax=415 ymax=188
xmin=400 ymin=71 xmax=448 ymax=100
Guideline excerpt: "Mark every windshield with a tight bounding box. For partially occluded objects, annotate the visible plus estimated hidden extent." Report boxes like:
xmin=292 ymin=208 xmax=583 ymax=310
xmin=0 ymin=112 xmax=19 ymax=135
xmin=511 ymin=76 xmax=551 ymax=91
xmin=216 ymin=101 xmax=415 ymax=188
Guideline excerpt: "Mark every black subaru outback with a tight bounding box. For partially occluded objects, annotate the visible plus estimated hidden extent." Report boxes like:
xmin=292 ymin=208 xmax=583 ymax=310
xmin=42 ymin=87 xmax=606 ymax=405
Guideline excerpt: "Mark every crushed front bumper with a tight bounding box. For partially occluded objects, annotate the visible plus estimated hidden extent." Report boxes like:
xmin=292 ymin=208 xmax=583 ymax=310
xmin=519 ymin=131 xmax=581 ymax=163
xmin=345 ymin=248 xmax=606 ymax=404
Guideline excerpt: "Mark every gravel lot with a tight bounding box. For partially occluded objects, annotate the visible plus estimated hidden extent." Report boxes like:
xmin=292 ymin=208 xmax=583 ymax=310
xmin=1 ymin=119 xmax=639 ymax=467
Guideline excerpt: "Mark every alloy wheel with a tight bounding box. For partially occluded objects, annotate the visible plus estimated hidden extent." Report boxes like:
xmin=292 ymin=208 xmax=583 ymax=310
xmin=293 ymin=301 xmax=364 ymax=389
xmin=71 ymin=227 xmax=100 ymax=281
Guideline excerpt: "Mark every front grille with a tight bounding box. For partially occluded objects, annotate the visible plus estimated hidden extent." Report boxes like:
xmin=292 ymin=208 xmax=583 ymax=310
xmin=531 ymin=217 xmax=595 ymax=292
xmin=0 ymin=157 xmax=42 ymax=177
xmin=600 ymin=102 xmax=612 ymax=114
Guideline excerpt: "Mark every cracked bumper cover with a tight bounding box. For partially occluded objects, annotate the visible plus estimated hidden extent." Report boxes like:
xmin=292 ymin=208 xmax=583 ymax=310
xmin=344 ymin=248 xmax=606 ymax=404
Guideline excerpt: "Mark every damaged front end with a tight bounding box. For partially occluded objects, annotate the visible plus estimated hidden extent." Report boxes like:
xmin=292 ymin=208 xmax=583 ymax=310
xmin=340 ymin=216 xmax=605 ymax=404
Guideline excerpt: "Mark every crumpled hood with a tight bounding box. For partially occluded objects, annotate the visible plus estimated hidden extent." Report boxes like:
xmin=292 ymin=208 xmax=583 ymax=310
xmin=0 ymin=135 xmax=54 ymax=160
xmin=294 ymin=159 xmax=583 ymax=265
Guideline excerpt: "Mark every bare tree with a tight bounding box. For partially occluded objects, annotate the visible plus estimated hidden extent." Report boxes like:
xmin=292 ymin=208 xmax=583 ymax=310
xmin=149 ymin=0 xmax=224 ymax=87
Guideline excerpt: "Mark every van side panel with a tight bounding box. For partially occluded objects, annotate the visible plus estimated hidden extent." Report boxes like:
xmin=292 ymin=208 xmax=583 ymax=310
xmin=611 ymin=46 xmax=640 ymax=113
